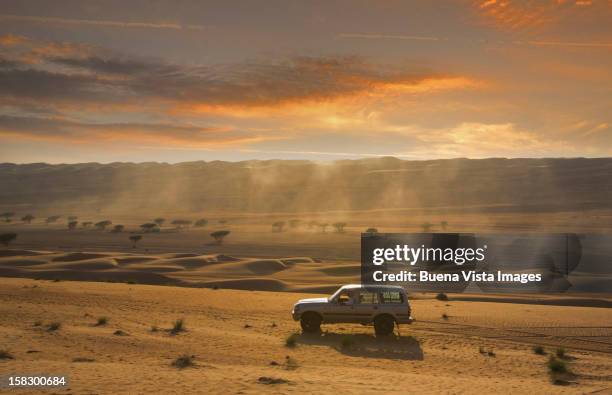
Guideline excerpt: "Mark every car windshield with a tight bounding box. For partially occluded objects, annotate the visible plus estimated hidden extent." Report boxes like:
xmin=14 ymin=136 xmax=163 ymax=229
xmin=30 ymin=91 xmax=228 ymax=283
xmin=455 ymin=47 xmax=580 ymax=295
xmin=328 ymin=287 xmax=346 ymax=301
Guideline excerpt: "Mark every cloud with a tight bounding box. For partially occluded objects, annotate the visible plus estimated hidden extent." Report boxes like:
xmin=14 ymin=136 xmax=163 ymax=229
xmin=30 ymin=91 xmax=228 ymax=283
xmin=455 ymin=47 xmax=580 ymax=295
xmin=0 ymin=38 xmax=476 ymax=114
xmin=0 ymin=14 xmax=207 ymax=31
xmin=338 ymin=33 xmax=441 ymax=42
xmin=0 ymin=115 xmax=263 ymax=146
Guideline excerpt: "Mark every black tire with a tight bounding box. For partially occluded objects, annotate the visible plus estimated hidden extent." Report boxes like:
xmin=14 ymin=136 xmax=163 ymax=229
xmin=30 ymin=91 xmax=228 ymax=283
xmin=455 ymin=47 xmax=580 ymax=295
xmin=300 ymin=312 xmax=322 ymax=333
xmin=374 ymin=315 xmax=395 ymax=336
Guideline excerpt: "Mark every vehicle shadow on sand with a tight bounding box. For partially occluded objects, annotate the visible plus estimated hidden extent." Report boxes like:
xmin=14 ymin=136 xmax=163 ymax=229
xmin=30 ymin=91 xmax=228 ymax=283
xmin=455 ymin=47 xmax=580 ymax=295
xmin=295 ymin=331 xmax=424 ymax=361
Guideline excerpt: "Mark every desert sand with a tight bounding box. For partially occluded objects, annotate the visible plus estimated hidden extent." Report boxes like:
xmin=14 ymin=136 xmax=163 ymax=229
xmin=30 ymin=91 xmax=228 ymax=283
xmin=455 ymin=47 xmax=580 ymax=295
xmin=1 ymin=277 xmax=611 ymax=394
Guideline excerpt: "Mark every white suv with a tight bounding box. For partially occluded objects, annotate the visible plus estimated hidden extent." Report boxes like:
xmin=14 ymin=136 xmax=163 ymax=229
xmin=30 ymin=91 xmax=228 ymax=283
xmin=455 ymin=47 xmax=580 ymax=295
xmin=292 ymin=284 xmax=413 ymax=336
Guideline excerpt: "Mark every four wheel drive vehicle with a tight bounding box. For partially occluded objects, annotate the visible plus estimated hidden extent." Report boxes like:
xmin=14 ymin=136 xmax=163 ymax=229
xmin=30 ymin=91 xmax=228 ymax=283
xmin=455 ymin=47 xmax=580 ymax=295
xmin=292 ymin=284 xmax=413 ymax=336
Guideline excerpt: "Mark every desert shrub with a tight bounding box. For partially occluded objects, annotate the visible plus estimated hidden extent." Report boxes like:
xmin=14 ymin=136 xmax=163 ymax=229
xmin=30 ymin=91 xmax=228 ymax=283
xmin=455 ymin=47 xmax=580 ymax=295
xmin=210 ymin=230 xmax=230 ymax=245
xmin=45 ymin=215 xmax=61 ymax=224
xmin=0 ymin=232 xmax=17 ymax=247
xmin=533 ymin=345 xmax=546 ymax=355
xmin=95 ymin=317 xmax=108 ymax=326
xmin=318 ymin=223 xmax=329 ymax=233
xmin=258 ymin=376 xmax=289 ymax=385
xmin=435 ymin=292 xmax=448 ymax=301
xmin=95 ymin=220 xmax=112 ymax=230
xmin=113 ymin=330 xmax=128 ymax=336
xmin=67 ymin=221 xmax=78 ymax=230
xmin=487 ymin=350 xmax=496 ymax=357
xmin=171 ymin=319 xmax=186 ymax=335
xmin=172 ymin=354 xmax=195 ymax=369
xmin=111 ymin=224 xmax=124 ymax=233
xmin=153 ymin=218 xmax=165 ymax=227
xmin=47 ymin=322 xmax=61 ymax=331
xmin=72 ymin=357 xmax=95 ymax=362
xmin=479 ymin=346 xmax=486 ymax=354
xmin=333 ymin=222 xmax=347 ymax=233
xmin=150 ymin=325 xmax=159 ymax=332
xmin=421 ymin=222 xmax=433 ymax=232
xmin=81 ymin=221 xmax=92 ymax=228
xmin=556 ymin=348 xmax=566 ymax=359
xmin=194 ymin=219 xmax=208 ymax=227
xmin=0 ymin=350 xmax=14 ymax=359
xmin=548 ymin=356 xmax=567 ymax=374
xmin=140 ymin=223 xmax=158 ymax=232
xmin=129 ymin=234 xmax=142 ymax=248
xmin=33 ymin=320 xmax=42 ymax=327
xmin=442 ymin=313 xmax=449 ymax=320
xmin=285 ymin=332 xmax=299 ymax=348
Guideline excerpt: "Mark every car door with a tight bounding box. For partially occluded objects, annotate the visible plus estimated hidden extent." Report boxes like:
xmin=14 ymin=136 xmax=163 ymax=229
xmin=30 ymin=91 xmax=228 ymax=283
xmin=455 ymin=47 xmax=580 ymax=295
xmin=352 ymin=290 xmax=379 ymax=323
xmin=324 ymin=290 xmax=358 ymax=323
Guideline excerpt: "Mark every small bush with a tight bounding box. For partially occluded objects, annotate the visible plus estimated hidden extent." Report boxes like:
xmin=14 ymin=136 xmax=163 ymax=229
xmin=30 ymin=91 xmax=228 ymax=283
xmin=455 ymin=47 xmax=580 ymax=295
xmin=285 ymin=333 xmax=298 ymax=348
xmin=151 ymin=325 xmax=159 ymax=332
xmin=171 ymin=319 xmax=185 ymax=335
xmin=114 ymin=330 xmax=128 ymax=336
xmin=47 ymin=322 xmax=61 ymax=331
xmin=72 ymin=357 xmax=95 ymax=363
xmin=533 ymin=345 xmax=546 ymax=355
xmin=441 ymin=313 xmax=449 ymax=320
xmin=95 ymin=317 xmax=108 ymax=326
xmin=548 ymin=356 xmax=567 ymax=374
xmin=33 ymin=320 xmax=42 ymax=327
xmin=258 ymin=376 xmax=289 ymax=385
xmin=556 ymin=348 xmax=566 ymax=359
xmin=479 ymin=346 xmax=486 ymax=354
xmin=244 ymin=324 xmax=252 ymax=328
xmin=436 ymin=293 xmax=448 ymax=301
xmin=487 ymin=350 xmax=496 ymax=357
xmin=172 ymin=354 xmax=195 ymax=369
xmin=0 ymin=350 xmax=14 ymax=360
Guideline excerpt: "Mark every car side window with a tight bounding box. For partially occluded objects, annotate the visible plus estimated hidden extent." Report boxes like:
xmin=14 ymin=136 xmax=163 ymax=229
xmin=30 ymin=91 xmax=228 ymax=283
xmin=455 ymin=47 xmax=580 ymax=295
xmin=358 ymin=291 xmax=379 ymax=304
xmin=380 ymin=291 xmax=403 ymax=304
xmin=337 ymin=292 xmax=353 ymax=304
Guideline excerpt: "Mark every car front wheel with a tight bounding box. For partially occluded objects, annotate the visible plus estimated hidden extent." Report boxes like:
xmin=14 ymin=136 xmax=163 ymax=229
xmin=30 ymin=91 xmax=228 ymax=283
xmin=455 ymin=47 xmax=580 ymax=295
xmin=374 ymin=315 xmax=395 ymax=336
xmin=300 ymin=312 xmax=321 ymax=333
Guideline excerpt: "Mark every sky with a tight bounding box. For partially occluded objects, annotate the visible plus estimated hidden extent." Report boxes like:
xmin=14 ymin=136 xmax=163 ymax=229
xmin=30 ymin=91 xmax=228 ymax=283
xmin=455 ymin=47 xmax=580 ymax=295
xmin=0 ymin=0 xmax=610 ymax=163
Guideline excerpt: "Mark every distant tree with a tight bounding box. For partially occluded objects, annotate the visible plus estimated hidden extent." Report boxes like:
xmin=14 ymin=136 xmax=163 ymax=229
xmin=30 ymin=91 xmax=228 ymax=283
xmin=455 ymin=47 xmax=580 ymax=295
xmin=129 ymin=234 xmax=142 ymax=248
xmin=0 ymin=232 xmax=17 ymax=247
xmin=81 ymin=221 xmax=93 ymax=228
xmin=171 ymin=219 xmax=192 ymax=228
xmin=421 ymin=222 xmax=433 ymax=232
xmin=21 ymin=214 xmax=34 ymax=224
xmin=153 ymin=218 xmax=165 ymax=227
xmin=140 ymin=223 xmax=158 ymax=233
xmin=194 ymin=219 xmax=208 ymax=227
xmin=95 ymin=220 xmax=112 ymax=230
xmin=272 ymin=221 xmax=286 ymax=232
xmin=67 ymin=215 xmax=78 ymax=222
xmin=210 ymin=230 xmax=230 ymax=245
xmin=333 ymin=222 xmax=347 ymax=233
xmin=0 ymin=212 xmax=14 ymax=222
xmin=67 ymin=221 xmax=78 ymax=230
xmin=365 ymin=227 xmax=379 ymax=235
xmin=318 ymin=223 xmax=329 ymax=233
xmin=288 ymin=219 xmax=301 ymax=229
xmin=112 ymin=224 xmax=125 ymax=233
xmin=45 ymin=215 xmax=61 ymax=224
xmin=440 ymin=221 xmax=448 ymax=230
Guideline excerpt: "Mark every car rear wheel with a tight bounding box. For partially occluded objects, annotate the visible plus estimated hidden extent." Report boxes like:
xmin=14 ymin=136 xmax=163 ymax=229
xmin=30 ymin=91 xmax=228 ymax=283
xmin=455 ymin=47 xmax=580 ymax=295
xmin=374 ymin=315 xmax=395 ymax=336
xmin=300 ymin=312 xmax=321 ymax=333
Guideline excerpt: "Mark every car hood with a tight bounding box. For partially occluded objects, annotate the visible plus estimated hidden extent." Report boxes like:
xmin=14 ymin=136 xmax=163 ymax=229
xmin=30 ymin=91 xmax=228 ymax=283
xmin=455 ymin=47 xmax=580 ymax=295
xmin=296 ymin=297 xmax=328 ymax=304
